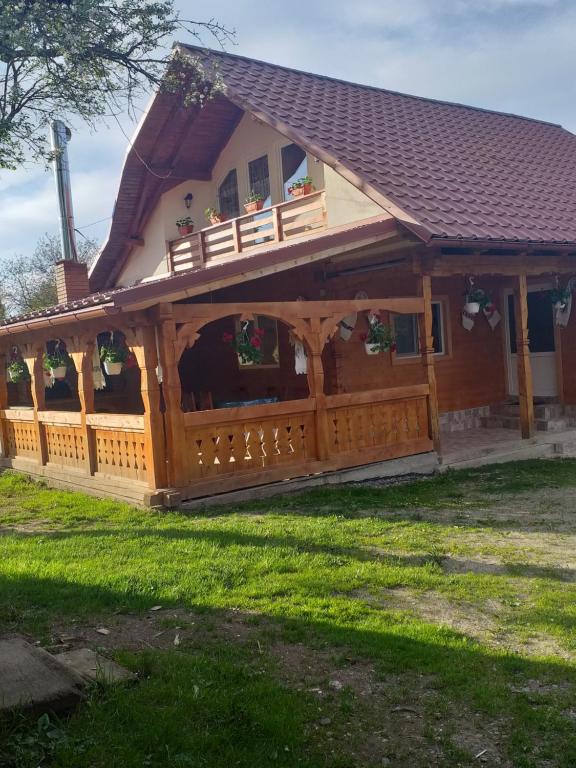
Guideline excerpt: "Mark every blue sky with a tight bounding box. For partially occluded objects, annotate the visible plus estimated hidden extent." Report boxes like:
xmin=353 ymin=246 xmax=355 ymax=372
xmin=1 ymin=0 xmax=575 ymax=264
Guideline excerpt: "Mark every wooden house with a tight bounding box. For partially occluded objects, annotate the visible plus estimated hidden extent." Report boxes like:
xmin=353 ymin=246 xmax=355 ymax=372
xmin=2 ymin=46 xmax=576 ymax=506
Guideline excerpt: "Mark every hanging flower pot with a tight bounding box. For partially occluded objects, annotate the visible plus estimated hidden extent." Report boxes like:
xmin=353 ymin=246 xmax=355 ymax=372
xmin=100 ymin=335 xmax=129 ymax=376
xmin=463 ymin=287 xmax=489 ymax=316
xmin=361 ymin=315 xmax=395 ymax=355
xmin=550 ymin=286 xmax=571 ymax=311
xmin=44 ymin=345 xmax=71 ymax=382
xmin=103 ymin=360 xmax=123 ymax=376
xmin=7 ymin=359 xmax=29 ymax=384
xmin=464 ymin=301 xmax=481 ymax=315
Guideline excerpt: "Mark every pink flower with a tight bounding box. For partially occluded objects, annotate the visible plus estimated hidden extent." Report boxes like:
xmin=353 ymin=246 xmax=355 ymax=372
xmin=251 ymin=336 xmax=262 ymax=348
xmin=222 ymin=332 xmax=233 ymax=343
xmin=360 ymin=332 xmax=368 ymax=342
xmin=391 ymin=342 xmax=397 ymax=352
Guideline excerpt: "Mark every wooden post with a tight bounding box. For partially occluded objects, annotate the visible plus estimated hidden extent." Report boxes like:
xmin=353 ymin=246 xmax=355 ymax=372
xmin=232 ymin=219 xmax=242 ymax=254
xmin=156 ymin=305 xmax=187 ymax=489
xmin=131 ymin=325 xmax=167 ymax=491
xmin=0 ymin=349 xmax=10 ymax=458
xmin=69 ymin=338 xmax=96 ymax=476
xmin=22 ymin=343 xmax=48 ymax=465
xmin=515 ymin=274 xmax=535 ymax=438
xmin=305 ymin=320 xmax=330 ymax=461
xmin=420 ymin=274 xmax=440 ymax=450
xmin=272 ymin=206 xmax=283 ymax=244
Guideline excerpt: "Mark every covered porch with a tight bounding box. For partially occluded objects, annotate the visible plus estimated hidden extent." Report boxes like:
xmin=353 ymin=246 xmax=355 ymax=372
xmin=0 ymin=284 xmax=440 ymax=506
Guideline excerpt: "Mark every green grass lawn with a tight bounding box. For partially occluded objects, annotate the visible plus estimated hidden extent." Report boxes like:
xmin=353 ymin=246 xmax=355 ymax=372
xmin=1 ymin=460 xmax=576 ymax=767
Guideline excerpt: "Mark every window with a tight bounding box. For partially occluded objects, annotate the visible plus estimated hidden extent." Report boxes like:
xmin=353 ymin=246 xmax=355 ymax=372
xmin=394 ymin=313 xmax=420 ymax=357
xmin=235 ymin=315 xmax=279 ymax=368
xmin=281 ymin=144 xmax=308 ymax=200
xmin=218 ymin=169 xmax=240 ymax=219
xmin=248 ymin=155 xmax=271 ymax=206
xmin=393 ymin=302 xmax=445 ymax=358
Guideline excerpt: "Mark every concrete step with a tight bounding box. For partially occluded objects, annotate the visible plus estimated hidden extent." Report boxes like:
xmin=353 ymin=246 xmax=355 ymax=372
xmin=490 ymin=402 xmax=566 ymax=419
xmin=482 ymin=415 xmax=573 ymax=432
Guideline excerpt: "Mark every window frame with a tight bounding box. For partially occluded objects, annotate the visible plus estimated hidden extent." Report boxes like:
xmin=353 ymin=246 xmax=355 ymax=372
xmin=391 ymin=299 xmax=450 ymax=365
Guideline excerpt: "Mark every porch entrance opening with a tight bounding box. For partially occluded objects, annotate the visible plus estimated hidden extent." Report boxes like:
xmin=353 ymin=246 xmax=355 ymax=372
xmin=506 ymin=288 xmax=557 ymax=399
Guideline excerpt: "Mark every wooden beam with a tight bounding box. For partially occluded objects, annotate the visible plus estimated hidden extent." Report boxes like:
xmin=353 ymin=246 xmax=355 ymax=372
xmin=419 ymin=275 xmax=440 ymax=450
xmin=170 ymin=298 xmax=426 ymax=325
xmin=426 ymin=253 xmax=576 ymax=277
xmin=514 ymin=274 xmax=535 ymax=439
xmin=22 ymin=344 xmax=48 ymax=466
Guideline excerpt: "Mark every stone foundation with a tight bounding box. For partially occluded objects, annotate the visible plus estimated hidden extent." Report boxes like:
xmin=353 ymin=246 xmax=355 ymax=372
xmin=439 ymin=405 xmax=491 ymax=433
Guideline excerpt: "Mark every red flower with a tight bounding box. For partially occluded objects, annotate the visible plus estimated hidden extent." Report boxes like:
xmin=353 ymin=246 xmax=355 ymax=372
xmin=255 ymin=327 xmax=265 ymax=337
xmin=250 ymin=336 xmax=262 ymax=348
xmin=222 ymin=332 xmax=233 ymax=343
xmin=391 ymin=342 xmax=397 ymax=352
xmin=360 ymin=332 xmax=368 ymax=342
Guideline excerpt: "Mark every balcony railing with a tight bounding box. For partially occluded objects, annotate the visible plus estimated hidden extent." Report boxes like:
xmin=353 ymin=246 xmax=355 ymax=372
xmin=169 ymin=190 xmax=327 ymax=274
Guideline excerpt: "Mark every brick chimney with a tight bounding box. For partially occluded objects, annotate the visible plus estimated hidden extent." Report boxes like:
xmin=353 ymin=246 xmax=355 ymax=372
xmin=55 ymin=260 xmax=91 ymax=304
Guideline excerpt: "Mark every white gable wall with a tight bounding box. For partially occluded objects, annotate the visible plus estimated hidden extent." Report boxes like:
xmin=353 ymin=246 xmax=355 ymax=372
xmin=115 ymin=114 xmax=384 ymax=288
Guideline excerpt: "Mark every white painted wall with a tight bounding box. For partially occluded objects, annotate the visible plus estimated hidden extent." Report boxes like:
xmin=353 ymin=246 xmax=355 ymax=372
xmin=115 ymin=114 xmax=385 ymax=287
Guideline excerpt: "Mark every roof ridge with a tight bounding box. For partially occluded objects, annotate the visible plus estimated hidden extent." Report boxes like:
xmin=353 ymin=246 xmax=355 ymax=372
xmin=179 ymin=43 xmax=563 ymax=130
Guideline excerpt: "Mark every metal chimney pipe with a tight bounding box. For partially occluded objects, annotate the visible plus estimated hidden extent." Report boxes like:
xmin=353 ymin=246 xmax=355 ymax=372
xmin=50 ymin=120 xmax=78 ymax=262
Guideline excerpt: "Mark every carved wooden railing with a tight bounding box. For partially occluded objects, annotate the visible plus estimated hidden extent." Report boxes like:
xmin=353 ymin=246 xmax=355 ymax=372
xmin=169 ymin=190 xmax=327 ymax=273
xmin=177 ymin=384 xmax=432 ymax=498
xmin=1 ymin=409 xmax=147 ymax=484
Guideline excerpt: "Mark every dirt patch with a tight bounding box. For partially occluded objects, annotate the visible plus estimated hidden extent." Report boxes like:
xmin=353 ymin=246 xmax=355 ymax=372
xmin=41 ymin=609 xmax=515 ymax=767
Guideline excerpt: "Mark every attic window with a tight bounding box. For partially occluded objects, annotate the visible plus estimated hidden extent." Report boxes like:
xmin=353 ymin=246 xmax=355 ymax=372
xmin=218 ymin=169 xmax=240 ymax=219
xmin=281 ymin=144 xmax=307 ymax=200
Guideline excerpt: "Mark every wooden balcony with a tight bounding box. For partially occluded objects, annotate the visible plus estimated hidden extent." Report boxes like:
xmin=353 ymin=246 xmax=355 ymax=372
xmin=169 ymin=190 xmax=327 ymax=274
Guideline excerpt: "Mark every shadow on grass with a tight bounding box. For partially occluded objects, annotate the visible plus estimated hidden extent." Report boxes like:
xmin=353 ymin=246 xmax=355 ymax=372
xmin=1 ymin=573 xmax=576 ymax=767
xmin=23 ymin=525 xmax=576 ymax=583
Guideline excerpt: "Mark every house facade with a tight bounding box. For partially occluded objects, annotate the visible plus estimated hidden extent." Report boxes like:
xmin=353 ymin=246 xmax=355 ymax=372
xmin=2 ymin=47 xmax=576 ymax=506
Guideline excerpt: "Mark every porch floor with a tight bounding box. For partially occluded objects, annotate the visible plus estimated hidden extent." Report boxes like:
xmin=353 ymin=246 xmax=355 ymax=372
xmin=439 ymin=426 xmax=576 ymax=470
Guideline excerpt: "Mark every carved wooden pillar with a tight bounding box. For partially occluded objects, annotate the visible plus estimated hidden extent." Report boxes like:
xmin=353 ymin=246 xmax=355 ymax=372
xmin=515 ymin=274 xmax=535 ymax=439
xmin=0 ymin=349 xmax=10 ymax=458
xmin=419 ymin=274 xmax=440 ymax=450
xmin=305 ymin=319 xmax=330 ymax=461
xmin=156 ymin=305 xmax=186 ymax=489
xmin=131 ymin=325 xmax=167 ymax=491
xmin=22 ymin=342 xmax=48 ymax=465
xmin=69 ymin=337 xmax=96 ymax=475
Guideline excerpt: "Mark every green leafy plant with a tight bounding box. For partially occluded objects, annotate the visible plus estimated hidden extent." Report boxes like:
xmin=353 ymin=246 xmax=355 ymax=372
xmin=244 ymin=189 xmax=264 ymax=204
xmin=550 ymin=286 xmax=571 ymax=307
xmin=7 ymin=358 xmax=29 ymax=383
xmin=43 ymin=345 xmax=70 ymax=371
xmin=223 ymin=322 xmax=265 ymax=365
xmin=361 ymin=316 xmax=396 ymax=352
xmin=100 ymin=342 xmax=129 ymax=364
xmin=205 ymin=207 xmax=224 ymax=222
xmin=289 ymin=176 xmax=313 ymax=190
xmin=465 ymin=287 xmax=491 ymax=309
xmin=176 ymin=216 xmax=194 ymax=228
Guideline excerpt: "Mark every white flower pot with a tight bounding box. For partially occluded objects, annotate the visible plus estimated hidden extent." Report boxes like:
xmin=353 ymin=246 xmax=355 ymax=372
xmin=51 ymin=365 xmax=67 ymax=380
xmin=364 ymin=342 xmax=380 ymax=355
xmin=554 ymin=301 xmax=567 ymax=311
xmin=464 ymin=301 xmax=480 ymax=315
xmin=104 ymin=360 xmax=123 ymax=376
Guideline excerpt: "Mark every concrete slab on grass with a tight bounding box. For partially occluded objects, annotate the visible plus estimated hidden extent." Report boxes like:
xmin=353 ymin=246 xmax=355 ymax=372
xmin=56 ymin=648 xmax=136 ymax=684
xmin=0 ymin=637 xmax=84 ymax=713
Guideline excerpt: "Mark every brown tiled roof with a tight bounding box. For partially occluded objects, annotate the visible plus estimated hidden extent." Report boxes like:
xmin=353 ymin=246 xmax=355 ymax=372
xmin=92 ymin=45 xmax=576 ymax=293
xmin=183 ymin=45 xmax=576 ymax=246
